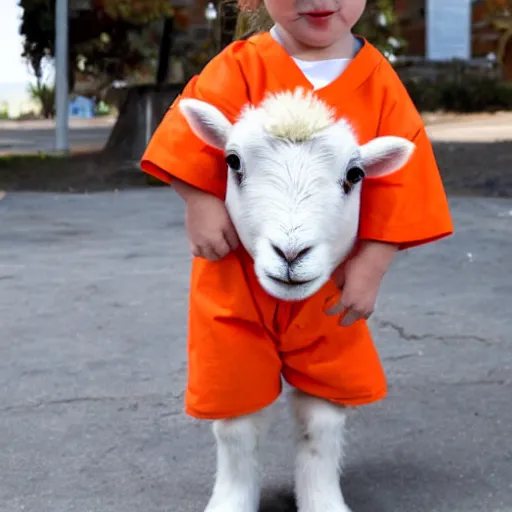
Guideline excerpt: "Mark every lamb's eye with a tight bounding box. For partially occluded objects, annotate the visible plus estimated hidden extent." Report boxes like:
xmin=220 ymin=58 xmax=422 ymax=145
xmin=346 ymin=166 xmax=365 ymax=184
xmin=226 ymin=153 xmax=241 ymax=171
xmin=342 ymin=166 xmax=365 ymax=195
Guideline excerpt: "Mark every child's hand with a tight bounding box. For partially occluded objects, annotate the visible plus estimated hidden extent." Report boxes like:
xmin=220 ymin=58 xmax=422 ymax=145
xmin=325 ymin=241 xmax=399 ymax=326
xmin=185 ymin=191 xmax=240 ymax=261
xmin=326 ymin=257 xmax=382 ymax=326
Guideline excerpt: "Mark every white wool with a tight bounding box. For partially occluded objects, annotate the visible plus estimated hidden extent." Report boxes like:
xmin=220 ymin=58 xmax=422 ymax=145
xmin=243 ymin=88 xmax=337 ymax=142
xmin=204 ymin=391 xmax=353 ymax=512
xmin=178 ymin=88 xmax=415 ymax=302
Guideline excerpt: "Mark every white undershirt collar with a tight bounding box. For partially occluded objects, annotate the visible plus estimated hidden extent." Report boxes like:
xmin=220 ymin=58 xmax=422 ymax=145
xmin=269 ymin=25 xmax=359 ymax=90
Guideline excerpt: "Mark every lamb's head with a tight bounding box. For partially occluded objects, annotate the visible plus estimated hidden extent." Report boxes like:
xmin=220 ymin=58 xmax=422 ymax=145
xmin=179 ymin=88 xmax=415 ymax=302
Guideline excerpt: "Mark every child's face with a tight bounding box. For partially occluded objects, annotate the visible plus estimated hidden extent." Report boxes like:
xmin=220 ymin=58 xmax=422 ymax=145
xmin=263 ymin=0 xmax=366 ymax=49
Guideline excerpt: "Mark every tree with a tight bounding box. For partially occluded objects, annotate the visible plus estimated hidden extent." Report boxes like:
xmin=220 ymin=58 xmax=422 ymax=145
xmin=18 ymin=0 xmax=57 ymax=117
xmin=100 ymin=0 xmax=174 ymax=24
xmin=18 ymin=0 xmax=189 ymax=98
xmin=218 ymin=0 xmax=238 ymax=50
xmin=220 ymin=0 xmax=272 ymax=41
xmin=483 ymin=0 xmax=512 ymax=77
xmin=353 ymin=0 xmax=406 ymax=60
xmin=29 ymin=81 xmax=55 ymax=118
xmin=19 ymin=0 xmax=55 ymax=83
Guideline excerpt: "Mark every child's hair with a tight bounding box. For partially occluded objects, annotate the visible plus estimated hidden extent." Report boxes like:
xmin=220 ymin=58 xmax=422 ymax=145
xmin=234 ymin=0 xmax=273 ymax=39
xmin=238 ymin=0 xmax=262 ymax=10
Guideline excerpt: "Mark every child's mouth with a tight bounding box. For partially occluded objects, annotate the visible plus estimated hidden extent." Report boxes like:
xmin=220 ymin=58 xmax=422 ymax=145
xmin=301 ymin=10 xmax=336 ymax=25
xmin=303 ymin=10 xmax=335 ymax=18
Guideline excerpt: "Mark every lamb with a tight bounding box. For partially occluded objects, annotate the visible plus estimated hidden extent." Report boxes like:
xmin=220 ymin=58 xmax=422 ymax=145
xmin=178 ymin=87 xmax=415 ymax=512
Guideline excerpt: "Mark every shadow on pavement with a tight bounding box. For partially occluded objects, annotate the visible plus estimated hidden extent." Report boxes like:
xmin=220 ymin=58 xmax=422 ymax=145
xmin=260 ymin=458 xmax=483 ymax=512
xmin=259 ymin=489 xmax=296 ymax=512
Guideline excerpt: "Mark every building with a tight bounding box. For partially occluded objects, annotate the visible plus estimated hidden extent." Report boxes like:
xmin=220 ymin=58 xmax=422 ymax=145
xmin=395 ymin=0 xmax=512 ymax=79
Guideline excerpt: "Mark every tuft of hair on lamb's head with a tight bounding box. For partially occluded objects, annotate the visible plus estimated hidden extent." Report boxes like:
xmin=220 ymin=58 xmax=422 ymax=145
xmin=248 ymin=87 xmax=337 ymax=142
xmin=178 ymin=88 xmax=416 ymax=302
xmin=179 ymin=87 xmax=343 ymax=148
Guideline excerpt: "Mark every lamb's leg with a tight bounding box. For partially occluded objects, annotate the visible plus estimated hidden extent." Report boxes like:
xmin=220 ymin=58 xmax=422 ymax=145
xmin=204 ymin=407 xmax=271 ymax=512
xmin=291 ymin=390 xmax=352 ymax=512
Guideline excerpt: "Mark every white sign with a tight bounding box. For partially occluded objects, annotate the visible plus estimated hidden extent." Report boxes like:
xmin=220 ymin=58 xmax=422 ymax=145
xmin=426 ymin=0 xmax=472 ymax=61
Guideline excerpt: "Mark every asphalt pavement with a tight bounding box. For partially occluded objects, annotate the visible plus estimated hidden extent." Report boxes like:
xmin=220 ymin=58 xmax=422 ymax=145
xmin=0 ymin=189 xmax=511 ymax=512
xmin=0 ymin=120 xmax=114 ymax=155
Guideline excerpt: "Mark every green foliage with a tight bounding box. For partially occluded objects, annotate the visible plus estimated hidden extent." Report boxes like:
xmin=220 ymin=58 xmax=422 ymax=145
xmin=95 ymin=100 xmax=112 ymax=116
xmin=353 ymin=0 xmax=406 ymax=59
xmin=0 ymin=153 xmax=64 ymax=169
xmin=18 ymin=0 xmax=189 ymax=96
xmin=0 ymin=102 xmax=9 ymax=120
xmin=400 ymin=62 xmax=512 ymax=113
xmin=28 ymin=82 xmax=55 ymax=118
xmin=101 ymin=0 xmax=175 ymax=24
xmin=18 ymin=0 xmax=54 ymax=79
xmin=405 ymin=78 xmax=512 ymax=113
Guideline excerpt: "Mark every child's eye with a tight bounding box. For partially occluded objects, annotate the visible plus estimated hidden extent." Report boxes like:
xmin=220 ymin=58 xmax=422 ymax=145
xmin=226 ymin=153 xmax=241 ymax=171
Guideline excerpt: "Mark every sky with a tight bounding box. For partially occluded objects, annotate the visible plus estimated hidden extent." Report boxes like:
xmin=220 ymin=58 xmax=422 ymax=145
xmin=0 ymin=0 xmax=34 ymax=86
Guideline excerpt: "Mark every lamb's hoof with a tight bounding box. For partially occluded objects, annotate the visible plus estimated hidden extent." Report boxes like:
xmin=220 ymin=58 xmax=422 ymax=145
xmin=204 ymin=493 xmax=258 ymax=512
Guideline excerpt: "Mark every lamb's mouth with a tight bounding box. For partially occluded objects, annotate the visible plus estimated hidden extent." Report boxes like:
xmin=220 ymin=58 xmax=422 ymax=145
xmin=266 ymin=274 xmax=316 ymax=287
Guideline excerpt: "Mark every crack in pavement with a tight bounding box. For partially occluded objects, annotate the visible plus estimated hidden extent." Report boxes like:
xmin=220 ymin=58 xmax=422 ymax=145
xmin=383 ymin=353 xmax=423 ymax=362
xmin=378 ymin=320 xmax=492 ymax=345
xmin=0 ymin=392 xmax=184 ymax=414
xmin=439 ymin=379 xmax=509 ymax=386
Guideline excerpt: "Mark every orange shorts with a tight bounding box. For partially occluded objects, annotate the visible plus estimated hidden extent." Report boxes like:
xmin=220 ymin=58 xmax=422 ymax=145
xmin=185 ymin=247 xmax=387 ymax=420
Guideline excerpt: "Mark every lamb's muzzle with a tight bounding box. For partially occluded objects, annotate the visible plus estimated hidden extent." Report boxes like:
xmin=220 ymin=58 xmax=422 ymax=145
xmin=271 ymin=243 xmax=313 ymax=265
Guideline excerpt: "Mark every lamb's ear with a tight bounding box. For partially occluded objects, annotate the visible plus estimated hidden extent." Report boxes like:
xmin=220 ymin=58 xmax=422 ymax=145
xmin=178 ymin=98 xmax=233 ymax=150
xmin=360 ymin=136 xmax=415 ymax=178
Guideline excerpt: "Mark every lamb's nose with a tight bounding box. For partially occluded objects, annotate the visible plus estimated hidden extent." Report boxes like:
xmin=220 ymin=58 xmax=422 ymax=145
xmin=271 ymin=244 xmax=313 ymax=265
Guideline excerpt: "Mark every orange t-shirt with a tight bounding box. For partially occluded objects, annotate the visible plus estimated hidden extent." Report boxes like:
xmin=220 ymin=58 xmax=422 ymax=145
xmin=141 ymin=32 xmax=453 ymax=250
xmin=140 ymin=33 xmax=454 ymax=420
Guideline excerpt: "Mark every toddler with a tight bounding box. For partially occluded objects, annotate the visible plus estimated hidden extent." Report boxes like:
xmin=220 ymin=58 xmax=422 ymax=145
xmin=141 ymin=1 xmax=454 ymax=511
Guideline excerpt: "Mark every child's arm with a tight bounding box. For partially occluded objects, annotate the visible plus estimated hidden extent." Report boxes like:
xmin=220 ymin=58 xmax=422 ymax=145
xmin=327 ymin=61 xmax=454 ymax=326
xmin=327 ymin=241 xmax=398 ymax=325
xmin=173 ymin=178 xmax=239 ymax=261
xmin=140 ymin=42 xmax=249 ymax=261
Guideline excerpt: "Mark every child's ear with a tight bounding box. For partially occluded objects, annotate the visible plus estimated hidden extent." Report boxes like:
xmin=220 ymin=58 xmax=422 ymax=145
xmin=179 ymin=98 xmax=233 ymax=150
xmin=360 ymin=136 xmax=416 ymax=178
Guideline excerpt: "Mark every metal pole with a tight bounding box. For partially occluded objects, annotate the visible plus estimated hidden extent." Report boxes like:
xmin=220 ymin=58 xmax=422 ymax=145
xmin=145 ymin=94 xmax=152 ymax=147
xmin=55 ymin=0 xmax=69 ymax=152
